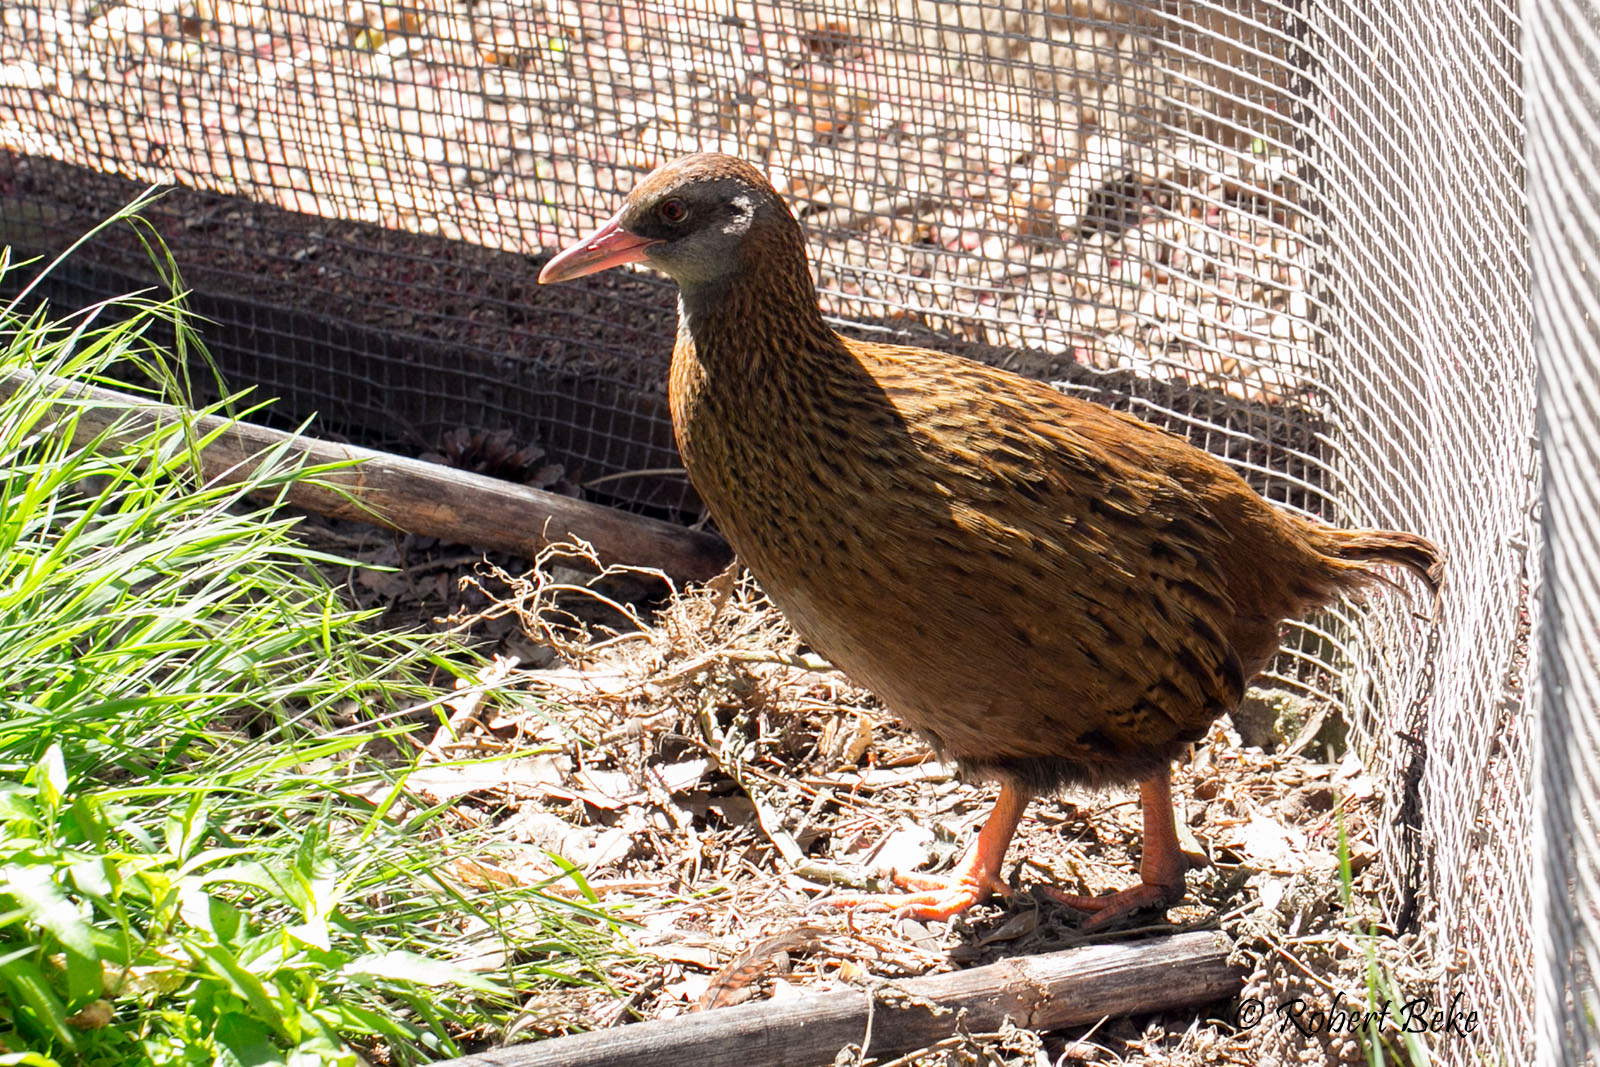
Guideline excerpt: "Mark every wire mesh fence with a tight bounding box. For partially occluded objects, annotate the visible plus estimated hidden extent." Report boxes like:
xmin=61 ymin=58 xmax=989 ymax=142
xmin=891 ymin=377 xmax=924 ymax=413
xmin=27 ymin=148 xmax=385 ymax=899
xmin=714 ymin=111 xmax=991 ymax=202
xmin=1528 ymin=0 xmax=1600 ymax=1061
xmin=1304 ymin=3 xmax=1538 ymax=1058
xmin=0 ymin=0 xmax=1556 ymax=1061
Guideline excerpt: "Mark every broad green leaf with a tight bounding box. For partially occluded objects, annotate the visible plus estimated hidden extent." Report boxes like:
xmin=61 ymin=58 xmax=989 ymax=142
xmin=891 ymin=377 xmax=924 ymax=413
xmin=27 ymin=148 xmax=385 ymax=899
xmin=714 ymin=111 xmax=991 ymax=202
xmin=340 ymin=951 xmax=502 ymax=995
xmin=0 ymin=865 xmax=95 ymax=958
xmin=0 ymin=784 xmax=37 ymax=824
xmin=0 ymin=1052 xmax=62 ymax=1066
xmin=0 ymin=952 xmax=77 ymax=1051
xmin=67 ymin=857 xmax=112 ymax=900
xmin=33 ymin=746 xmax=67 ymax=810
xmin=185 ymin=940 xmax=287 ymax=1037
xmin=213 ymin=1010 xmax=283 ymax=1067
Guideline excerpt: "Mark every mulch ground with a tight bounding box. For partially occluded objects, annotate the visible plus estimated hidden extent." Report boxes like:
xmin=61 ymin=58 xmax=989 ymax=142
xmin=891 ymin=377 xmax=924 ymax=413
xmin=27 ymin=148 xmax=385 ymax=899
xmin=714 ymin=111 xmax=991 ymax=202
xmin=297 ymin=518 xmax=1438 ymax=1067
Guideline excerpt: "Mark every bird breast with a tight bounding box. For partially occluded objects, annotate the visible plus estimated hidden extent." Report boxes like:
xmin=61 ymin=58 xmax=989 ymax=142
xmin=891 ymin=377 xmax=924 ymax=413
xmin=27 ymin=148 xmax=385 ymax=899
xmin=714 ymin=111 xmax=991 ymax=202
xmin=668 ymin=333 xmax=1250 ymax=776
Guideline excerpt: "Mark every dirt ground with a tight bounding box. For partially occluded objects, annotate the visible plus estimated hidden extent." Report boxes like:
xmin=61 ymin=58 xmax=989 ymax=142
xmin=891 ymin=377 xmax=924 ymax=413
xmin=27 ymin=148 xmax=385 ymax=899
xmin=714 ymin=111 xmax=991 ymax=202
xmin=296 ymin=518 xmax=1440 ymax=1067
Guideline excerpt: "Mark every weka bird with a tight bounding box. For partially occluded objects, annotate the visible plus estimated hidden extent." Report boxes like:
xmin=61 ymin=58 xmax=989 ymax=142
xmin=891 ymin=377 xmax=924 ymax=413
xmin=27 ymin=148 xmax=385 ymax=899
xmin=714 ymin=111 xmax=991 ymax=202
xmin=540 ymin=153 xmax=1443 ymax=928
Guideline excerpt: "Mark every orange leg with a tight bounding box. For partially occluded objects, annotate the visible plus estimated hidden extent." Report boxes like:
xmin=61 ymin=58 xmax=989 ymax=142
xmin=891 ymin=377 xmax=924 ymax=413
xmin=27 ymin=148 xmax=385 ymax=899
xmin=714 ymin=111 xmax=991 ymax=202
xmin=1041 ymin=767 xmax=1189 ymax=930
xmin=820 ymin=782 xmax=1029 ymax=920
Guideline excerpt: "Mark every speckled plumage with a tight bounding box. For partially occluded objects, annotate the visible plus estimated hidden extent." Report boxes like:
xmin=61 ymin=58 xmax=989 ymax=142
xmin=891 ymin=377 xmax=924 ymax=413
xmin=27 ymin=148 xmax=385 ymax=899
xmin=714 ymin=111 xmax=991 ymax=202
xmin=639 ymin=157 xmax=1438 ymax=792
xmin=542 ymin=153 xmax=1443 ymax=921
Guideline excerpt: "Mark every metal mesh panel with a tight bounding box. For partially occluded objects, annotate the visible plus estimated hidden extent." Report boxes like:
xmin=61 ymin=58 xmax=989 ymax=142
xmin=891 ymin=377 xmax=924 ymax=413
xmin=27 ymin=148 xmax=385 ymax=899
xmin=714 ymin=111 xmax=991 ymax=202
xmin=0 ymin=0 xmax=1546 ymax=1060
xmin=1528 ymin=0 xmax=1600 ymax=1061
xmin=0 ymin=154 xmax=699 ymax=515
xmin=0 ymin=1 xmax=1341 ymax=521
xmin=1301 ymin=4 xmax=1538 ymax=1062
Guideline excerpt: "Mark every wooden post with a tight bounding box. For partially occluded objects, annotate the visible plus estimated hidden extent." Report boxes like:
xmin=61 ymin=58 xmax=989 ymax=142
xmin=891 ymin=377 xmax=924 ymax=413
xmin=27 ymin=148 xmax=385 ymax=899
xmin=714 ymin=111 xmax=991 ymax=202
xmin=438 ymin=931 xmax=1242 ymax=1067
xmin=2 ymin=368 xmax=732 ymax=582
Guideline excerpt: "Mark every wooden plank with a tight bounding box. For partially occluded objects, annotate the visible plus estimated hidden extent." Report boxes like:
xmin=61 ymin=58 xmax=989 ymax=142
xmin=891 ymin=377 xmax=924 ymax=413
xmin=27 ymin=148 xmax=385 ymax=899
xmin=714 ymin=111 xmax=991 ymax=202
xmin=1 ymin=368 xmax=732 ymax=582
xmin=439 ymin=931 xmax=1242 ymax=1067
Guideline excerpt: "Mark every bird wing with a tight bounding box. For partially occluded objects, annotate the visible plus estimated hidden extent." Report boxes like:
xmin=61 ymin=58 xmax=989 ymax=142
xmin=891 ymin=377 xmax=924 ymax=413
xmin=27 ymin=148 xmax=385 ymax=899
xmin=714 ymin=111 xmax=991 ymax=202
xmin=871 ymin=351 xmax=1250 ymax=756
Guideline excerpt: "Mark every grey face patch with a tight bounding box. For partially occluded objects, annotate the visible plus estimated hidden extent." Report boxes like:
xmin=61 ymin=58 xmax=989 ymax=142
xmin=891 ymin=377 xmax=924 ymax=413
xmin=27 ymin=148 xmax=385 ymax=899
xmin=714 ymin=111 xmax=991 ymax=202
xmin=641 ymin=179 xmax=774 ymax=295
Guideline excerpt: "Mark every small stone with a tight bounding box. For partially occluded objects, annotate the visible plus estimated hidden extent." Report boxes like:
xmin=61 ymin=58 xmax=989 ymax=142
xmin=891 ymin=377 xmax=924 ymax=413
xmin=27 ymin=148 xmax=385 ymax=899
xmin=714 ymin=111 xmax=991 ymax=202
xmin=1230 ymin=686 xmax=1318 ymax=751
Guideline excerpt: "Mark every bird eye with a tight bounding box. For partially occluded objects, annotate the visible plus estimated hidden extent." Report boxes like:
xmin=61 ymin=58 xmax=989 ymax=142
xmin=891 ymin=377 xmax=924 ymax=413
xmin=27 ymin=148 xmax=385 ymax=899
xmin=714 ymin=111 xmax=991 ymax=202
xmin=658 ymin=198 xmax=689 ymax=224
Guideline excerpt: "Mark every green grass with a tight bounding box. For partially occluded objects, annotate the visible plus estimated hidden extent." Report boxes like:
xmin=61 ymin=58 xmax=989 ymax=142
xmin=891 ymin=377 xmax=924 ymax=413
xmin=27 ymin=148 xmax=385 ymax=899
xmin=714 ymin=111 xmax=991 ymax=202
xmin=1336 ymin=810 xmax=1432 ymax=1067
xmin=0 ymin=199 xmax=620 ymax=1065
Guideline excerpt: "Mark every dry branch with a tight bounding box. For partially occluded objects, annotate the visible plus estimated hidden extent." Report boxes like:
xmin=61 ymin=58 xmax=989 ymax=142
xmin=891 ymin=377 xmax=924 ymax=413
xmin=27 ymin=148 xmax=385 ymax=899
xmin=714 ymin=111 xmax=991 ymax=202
xmin=2 ymin=368 xmax=732 ymax=582
xmin=439 ymin=931 xmax=1242 ymax=1067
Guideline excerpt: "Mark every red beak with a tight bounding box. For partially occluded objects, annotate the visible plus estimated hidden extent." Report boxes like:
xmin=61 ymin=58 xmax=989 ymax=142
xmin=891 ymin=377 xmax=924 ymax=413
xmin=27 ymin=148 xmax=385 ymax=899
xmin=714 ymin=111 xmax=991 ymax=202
xmin=538 ymin=211 xmax=662 ymax=284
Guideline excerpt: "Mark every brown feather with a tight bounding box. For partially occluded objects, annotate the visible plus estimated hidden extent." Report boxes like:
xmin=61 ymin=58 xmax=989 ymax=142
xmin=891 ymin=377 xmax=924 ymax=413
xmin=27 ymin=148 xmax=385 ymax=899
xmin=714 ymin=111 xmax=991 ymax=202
xmin=607 ymin=153 xmax=1442 ymax=794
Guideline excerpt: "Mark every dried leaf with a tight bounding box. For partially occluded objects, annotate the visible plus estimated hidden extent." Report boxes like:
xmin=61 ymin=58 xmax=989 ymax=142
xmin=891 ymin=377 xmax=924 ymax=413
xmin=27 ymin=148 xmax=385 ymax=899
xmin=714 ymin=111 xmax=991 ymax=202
xmin=636 ymin=942 xmax=720 ymax=969
xmin=976 ymin=909 xmax=1039 ymax=946
xmin=860 ymin=822 xmax=937 ymax=876
xmin=655 ymin=759 xmax=711 ymax=794
xmin=696 ymin=926 xmax=825 ymax=1012
xmin=574 ymin=768 xmax=643 ymax=809
xmin=1235 ymin=812 xmax=1305 ymax=867
xmin=664 ymin=971 xmax=713 ymax=1004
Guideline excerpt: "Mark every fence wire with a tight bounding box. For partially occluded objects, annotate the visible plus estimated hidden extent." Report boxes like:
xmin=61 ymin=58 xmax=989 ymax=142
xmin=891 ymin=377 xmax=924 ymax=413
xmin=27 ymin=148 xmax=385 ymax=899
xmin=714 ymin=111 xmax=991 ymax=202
xmin=1528 ymin=0 xmax=1600 ymax=1062
xmin=0 ymin=0 xmax=1549 ymax=1061
xmin=1303 ymin=3 xmax=1538 ymax=1062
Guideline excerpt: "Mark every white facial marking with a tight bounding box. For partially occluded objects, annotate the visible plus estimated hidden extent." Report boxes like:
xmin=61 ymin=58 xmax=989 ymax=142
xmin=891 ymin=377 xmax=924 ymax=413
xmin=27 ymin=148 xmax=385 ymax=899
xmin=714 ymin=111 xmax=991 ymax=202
xmin=723 ymin=194 xmax=754 ymax=236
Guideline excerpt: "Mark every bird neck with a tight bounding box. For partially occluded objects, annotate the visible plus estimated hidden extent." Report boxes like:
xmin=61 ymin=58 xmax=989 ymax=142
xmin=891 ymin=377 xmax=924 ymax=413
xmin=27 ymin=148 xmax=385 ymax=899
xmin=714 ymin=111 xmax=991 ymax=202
xmin=673 ymin=234 xmax=845 ymax=383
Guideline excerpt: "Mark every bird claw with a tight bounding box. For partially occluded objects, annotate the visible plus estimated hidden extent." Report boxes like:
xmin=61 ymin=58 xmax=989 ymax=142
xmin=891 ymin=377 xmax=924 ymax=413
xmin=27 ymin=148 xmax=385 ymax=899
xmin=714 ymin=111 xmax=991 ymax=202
xmin=1038 ymin=880 xmax=1183 ymax=931
xmin=819 ymin=868 xmax=1012 ymax=921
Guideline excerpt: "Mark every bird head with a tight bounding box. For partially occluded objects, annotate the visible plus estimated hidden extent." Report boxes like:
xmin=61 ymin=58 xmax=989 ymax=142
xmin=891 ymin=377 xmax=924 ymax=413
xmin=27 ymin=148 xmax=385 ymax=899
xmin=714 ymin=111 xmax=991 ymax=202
xmin=537 ymin=154 xmax=797 ymax=294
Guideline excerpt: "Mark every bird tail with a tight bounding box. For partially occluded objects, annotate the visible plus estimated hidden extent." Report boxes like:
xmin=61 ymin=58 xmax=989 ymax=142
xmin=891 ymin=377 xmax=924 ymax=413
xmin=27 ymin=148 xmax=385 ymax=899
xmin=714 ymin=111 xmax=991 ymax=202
xmin=1319 ymin=527 xmax=1445 ymax=597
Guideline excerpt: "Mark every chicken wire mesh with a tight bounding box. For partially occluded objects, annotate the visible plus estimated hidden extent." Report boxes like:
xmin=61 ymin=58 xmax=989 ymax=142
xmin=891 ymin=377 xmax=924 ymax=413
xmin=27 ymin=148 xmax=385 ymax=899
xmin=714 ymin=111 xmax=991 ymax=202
xmin=0 ymin=0 xmax=1550 ymax=1061
xmin=1528 ymin=0 xmax=1600 ymax=1061
xmin=1302 ymin=3 xmax=1538 ymax=1061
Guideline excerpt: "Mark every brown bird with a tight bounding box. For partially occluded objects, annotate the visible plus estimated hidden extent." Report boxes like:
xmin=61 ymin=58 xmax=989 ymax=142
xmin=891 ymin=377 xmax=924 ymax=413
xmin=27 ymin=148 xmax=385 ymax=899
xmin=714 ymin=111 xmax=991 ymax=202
xmin=539 ymin=154 xmax=1442 ymax=928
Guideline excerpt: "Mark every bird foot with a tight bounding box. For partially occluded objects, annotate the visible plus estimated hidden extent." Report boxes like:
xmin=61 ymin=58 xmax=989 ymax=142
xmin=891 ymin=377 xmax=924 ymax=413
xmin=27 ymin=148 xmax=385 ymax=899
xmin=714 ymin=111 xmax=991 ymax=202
xmin=821 ymin=867 xmax=1013 ymax=921
xmin=814 ymin=784 xmax=1028 ymax=922
xmin=1038 ymin=880 xmax=1184 ymax=931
